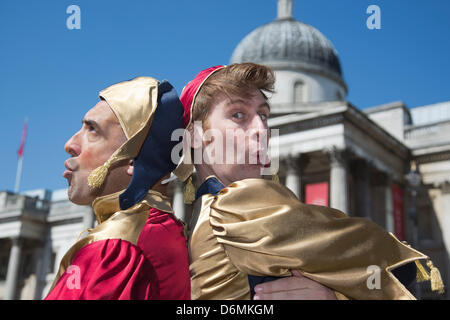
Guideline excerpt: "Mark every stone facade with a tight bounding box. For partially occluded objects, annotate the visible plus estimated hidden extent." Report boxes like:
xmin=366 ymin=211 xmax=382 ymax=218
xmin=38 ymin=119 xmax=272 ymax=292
xmin=0 ymin=189 xmax=94 ymax=299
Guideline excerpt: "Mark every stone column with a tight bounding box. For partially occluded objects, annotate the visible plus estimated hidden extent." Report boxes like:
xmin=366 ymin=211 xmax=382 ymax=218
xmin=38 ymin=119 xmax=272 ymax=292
xmin=355 ymin=160 xmax=371 ymax=218
xmin=284 ymin=155 xmax=309 ymax=200
xmin=172 ymin=180 xmax=186 ymax=222
xmin=5 ymin=237 xmax=23 ymax=300
xmin=440 ymin=182 xmax=450 ymax=265
xmin=328 ymin=148 xmax=349 ymax=214
xmin=284 ymin=155 xmax=300 ymax=199
xmin=385 ymin=176 xmax=395 ymax=233
xmin=83 ymin=208 xmax=95 ymax=229
xmin=34 ymin=232 xmax=52 ymax=300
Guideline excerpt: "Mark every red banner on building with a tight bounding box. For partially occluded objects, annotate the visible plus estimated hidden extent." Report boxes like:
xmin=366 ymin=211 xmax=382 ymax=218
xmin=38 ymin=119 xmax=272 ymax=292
xmin=392 ymin=184 xmax=405 ymax=240
xmin=305 ymin=182 xmax=329 ymax=207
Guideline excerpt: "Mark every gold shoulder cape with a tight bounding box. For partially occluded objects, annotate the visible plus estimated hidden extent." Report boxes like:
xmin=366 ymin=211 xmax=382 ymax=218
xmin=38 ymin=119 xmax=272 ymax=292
xmin=188 ymin=178 xmax=430 ymax=300
xmin=49 ymin=189 xmax=173 ymax=292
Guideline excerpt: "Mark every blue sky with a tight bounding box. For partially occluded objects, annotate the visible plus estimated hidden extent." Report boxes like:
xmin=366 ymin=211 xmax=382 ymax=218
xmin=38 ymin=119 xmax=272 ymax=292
xmin=0 ymin=0 xmax=449 ymax=193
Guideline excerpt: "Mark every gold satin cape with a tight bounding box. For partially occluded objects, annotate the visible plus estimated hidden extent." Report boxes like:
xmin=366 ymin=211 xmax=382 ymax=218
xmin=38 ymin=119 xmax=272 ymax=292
xmin=188 ymin=178 xmax=429 ymax=300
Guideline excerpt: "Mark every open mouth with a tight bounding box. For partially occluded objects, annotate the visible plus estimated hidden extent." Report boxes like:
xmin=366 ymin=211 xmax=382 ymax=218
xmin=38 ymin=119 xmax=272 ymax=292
xmin=63 ymin=169 xmax=72 ymax=179
xmin=63 ymin=170 xmax=73 ymax=185
xmin=63 ymin=159 xmax=74 ymax=183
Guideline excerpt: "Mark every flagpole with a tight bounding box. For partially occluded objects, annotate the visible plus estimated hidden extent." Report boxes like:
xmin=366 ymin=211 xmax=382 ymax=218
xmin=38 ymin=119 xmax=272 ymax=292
xmin=14 ymin=156 xmax=23 ymax=194
xmin=15 ymin=117 xmax=28 ymax=194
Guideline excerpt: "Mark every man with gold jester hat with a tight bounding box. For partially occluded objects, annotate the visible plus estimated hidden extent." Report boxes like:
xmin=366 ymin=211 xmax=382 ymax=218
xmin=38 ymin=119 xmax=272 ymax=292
xmin=175 ymin=63 xmax=444 ymax=300
xmin=45 ymin=77 xmax=190 ymax=299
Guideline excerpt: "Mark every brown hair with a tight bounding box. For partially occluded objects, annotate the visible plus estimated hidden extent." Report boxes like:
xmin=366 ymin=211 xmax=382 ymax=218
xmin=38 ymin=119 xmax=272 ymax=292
xmin=191 ymin=63 xmax=275 ymax=124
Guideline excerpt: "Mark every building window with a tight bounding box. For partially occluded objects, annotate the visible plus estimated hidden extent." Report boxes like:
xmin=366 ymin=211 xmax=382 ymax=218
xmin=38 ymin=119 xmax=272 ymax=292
xmin=0 ymin=255 xmax=8 ymax=280
xmin=336 ymin=90 xmax=343 ymax=101
xmin=21 ymin=251 xmax=34 ymax=278
xmin=0 ymin=240 xmax=11 ymax=280
xmin=294 ymin=81 xmax=305 ymax=103
xmin=48 ymin=251 xmax=57 ymax=274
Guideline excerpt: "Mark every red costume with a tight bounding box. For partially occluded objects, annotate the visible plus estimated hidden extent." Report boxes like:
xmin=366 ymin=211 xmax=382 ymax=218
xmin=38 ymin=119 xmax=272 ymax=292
xmin=46 ymin=208 xmax=189 ymax=300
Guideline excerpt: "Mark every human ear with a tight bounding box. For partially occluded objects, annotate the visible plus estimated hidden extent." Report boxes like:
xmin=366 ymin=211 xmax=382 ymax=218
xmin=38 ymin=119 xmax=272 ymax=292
xmin=126 ymin=160 xmax=134 ymax=176
xmin=188 ymin=121 xmax=204 ymax=149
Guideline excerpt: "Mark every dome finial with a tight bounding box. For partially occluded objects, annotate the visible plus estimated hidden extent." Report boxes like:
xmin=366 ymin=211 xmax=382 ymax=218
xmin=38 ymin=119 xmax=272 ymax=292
xmin=277 ymin=0 xmax=294 ymax=20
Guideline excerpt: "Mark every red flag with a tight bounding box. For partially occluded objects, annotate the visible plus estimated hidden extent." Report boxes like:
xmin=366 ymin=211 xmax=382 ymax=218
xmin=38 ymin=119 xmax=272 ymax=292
xmin=17 ymin=119 xmax=28 ymax=158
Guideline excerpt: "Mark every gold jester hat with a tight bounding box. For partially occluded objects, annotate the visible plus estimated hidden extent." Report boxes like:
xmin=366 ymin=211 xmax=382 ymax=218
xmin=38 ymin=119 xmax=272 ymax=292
xmin=88 ymin=77 xmax=159 ymax=189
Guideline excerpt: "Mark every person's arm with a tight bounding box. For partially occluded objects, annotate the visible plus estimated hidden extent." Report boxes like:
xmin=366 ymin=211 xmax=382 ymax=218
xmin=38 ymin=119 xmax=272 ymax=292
xmin=253 ymin=270 xmax=337 ymax=300
xmin=255 ymin=262 xmax=418 ymax=300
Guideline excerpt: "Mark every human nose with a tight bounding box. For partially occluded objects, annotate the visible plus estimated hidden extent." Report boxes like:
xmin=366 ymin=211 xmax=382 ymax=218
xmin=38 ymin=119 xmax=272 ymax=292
xmin=249 ymin=113 xmax=268 ymax=139
xmin=64 ymin=132 xmax=81 ymax=156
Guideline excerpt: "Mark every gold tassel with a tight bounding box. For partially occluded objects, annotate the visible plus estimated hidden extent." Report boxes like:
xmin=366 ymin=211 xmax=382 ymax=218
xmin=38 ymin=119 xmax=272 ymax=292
xmin=88 ymin=160 xmax=111 ymax=188
xmin=184 ymin=176 xmax=195 ymax=204
xmin=415 ymin=260 xmax=430 ymax=282
xmin=272 ymin=173 xmax=279 ymax=184
xmin=427 ymin=260 xmax=445 ymax=294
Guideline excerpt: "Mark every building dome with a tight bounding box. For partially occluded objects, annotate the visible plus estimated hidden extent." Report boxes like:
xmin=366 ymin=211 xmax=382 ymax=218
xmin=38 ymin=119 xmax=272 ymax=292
xmin=230 ymin=1 xmax=346 ymax=90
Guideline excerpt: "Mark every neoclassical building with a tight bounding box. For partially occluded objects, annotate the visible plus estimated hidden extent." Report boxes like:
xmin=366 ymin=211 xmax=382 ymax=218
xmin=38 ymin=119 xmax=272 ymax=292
xmin=0 ymin=0 xmax=448 ymax=299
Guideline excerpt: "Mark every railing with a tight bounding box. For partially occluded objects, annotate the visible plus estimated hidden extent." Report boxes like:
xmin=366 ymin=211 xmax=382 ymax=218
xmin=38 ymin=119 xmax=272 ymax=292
xmin=0 ymin=191 xmax=50 ymax=216
xmin=404 ymin=120 xmax=450 ymax=141
xmin=24 ymin=197 xmax=50 ymax=212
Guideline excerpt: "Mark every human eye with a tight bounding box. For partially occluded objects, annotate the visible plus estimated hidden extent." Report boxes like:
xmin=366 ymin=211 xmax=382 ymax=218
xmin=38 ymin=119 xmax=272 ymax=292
xmin=82 ymin=120 xmax=96 ymax=132
xmin=85 ymin=124 xmax=97 ymax=136
xmin=232 ymin=111 xmax=245 ymax=120
xmin=82 ymin=121 xmax=99 ymax=140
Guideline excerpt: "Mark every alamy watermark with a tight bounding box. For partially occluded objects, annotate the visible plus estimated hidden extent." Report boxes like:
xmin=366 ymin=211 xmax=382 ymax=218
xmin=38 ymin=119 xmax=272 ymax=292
xmin=366 ymin=265 xmax=381 ymax=290
xmin=366 ymin=5 xmax=381 ymax=30
xmin=66 ymin=5 xmax=81 ymax=30
xmin=66 ymin=265 xmax=81 ymax=290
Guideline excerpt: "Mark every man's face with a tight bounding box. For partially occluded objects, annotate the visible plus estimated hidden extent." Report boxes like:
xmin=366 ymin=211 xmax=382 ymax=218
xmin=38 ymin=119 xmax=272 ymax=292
xmin=64 ymin=100 xmax=129 ymax=205
xmin=191 ymin=89 xmax=271 ymax=186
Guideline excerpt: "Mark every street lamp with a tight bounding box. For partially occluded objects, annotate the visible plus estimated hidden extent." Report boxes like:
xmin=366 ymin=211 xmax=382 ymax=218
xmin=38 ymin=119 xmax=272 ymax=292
xmin=405 ymin=161 xmax=422 ymax=298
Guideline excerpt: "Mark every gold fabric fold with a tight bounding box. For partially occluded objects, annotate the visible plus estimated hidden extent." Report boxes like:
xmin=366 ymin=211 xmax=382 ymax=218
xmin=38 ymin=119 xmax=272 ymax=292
xmin=99 ymin=77 xmax=158 ymax=141
xmin=92 ymin=189 xmax=173 ymax=224
xmin=188 ymin=195 xmax=250 ymax=300
xmin=49 ymin=189 xmax=173 ymax=292
xmin=189 ymin=178 xmax=429 ymax=300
